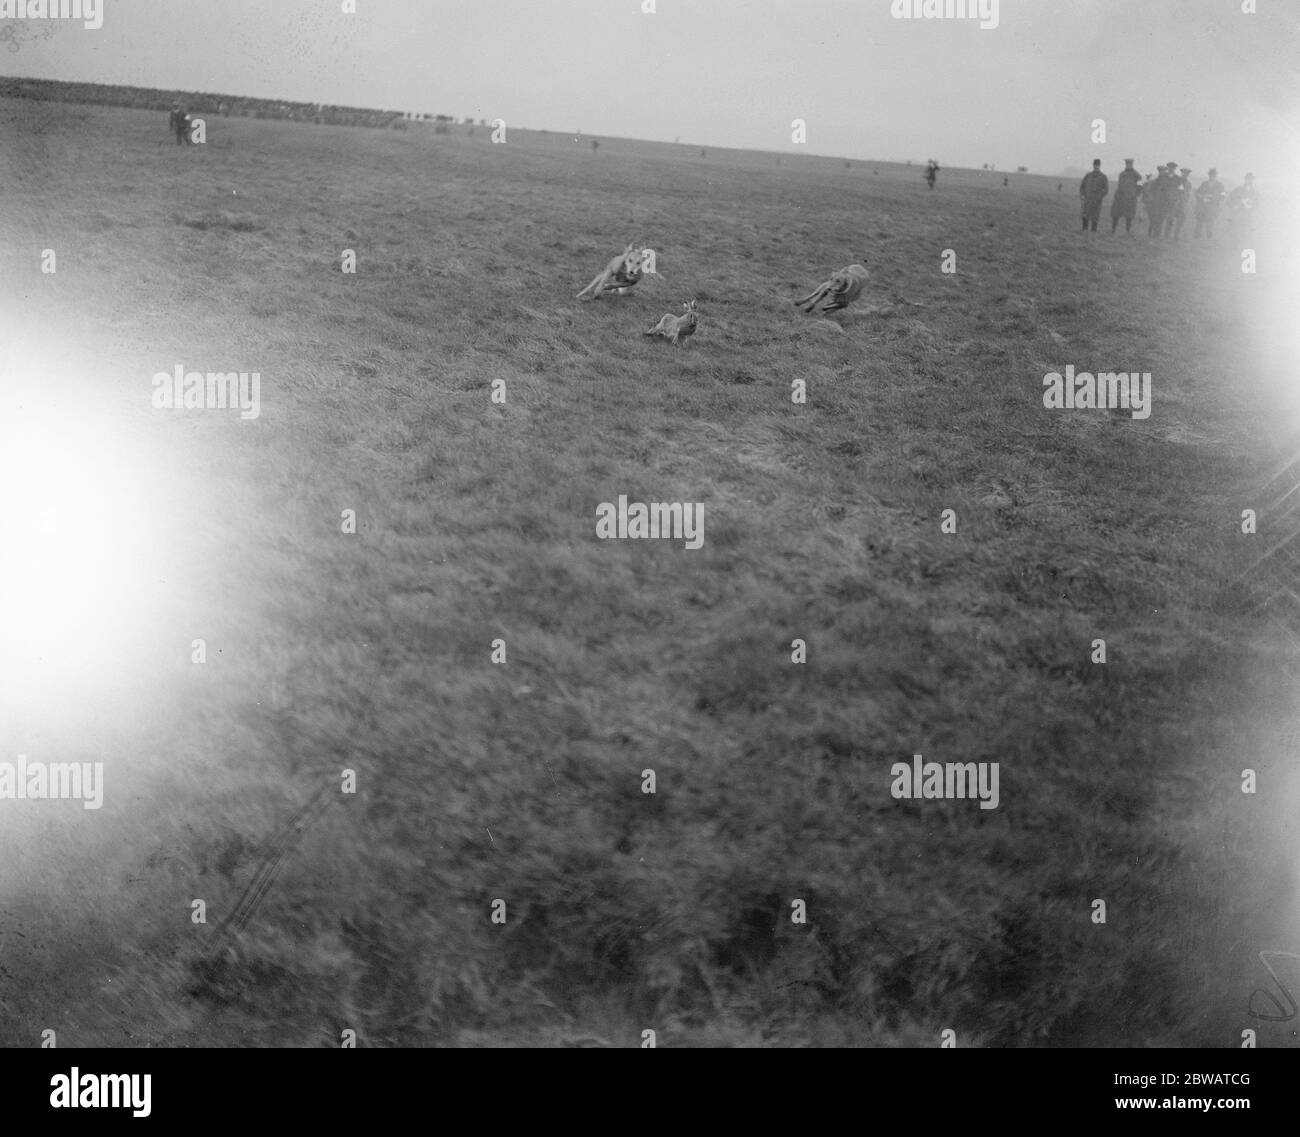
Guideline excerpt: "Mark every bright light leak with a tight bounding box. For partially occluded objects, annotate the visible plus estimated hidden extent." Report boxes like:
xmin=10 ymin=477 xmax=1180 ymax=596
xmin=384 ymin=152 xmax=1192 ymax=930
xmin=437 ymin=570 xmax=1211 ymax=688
xmin=0 ymin=353 xmax=175 ymax=717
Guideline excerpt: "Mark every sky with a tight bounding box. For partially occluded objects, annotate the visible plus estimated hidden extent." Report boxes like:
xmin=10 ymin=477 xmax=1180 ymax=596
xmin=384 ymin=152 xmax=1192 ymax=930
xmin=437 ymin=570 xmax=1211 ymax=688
xmin=2 ymin=0 xmax=1298 ymax=179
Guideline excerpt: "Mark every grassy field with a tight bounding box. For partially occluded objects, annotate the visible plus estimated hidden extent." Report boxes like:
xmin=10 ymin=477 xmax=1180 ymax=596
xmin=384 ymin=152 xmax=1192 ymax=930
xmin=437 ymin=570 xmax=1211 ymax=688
xmin=1 ymin=98 xmax=1298 ymax=1047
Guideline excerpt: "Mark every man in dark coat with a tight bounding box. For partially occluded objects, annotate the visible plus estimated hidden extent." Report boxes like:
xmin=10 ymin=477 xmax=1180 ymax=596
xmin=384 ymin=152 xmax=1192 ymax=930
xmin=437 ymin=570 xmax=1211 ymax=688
xmin=1110 ymin=158 xmax=1141 ymax=233
xmin=1079 ymin=159 xmax=1108 ymax=232
xmin=170 ymin=103 xmax=190 ymax=145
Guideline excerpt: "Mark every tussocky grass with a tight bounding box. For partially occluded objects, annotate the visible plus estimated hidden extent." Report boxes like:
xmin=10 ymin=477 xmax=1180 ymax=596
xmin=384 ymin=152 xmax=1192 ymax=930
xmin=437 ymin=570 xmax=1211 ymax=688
xmin=0 ymin=98 xmax=1296 ymax=1046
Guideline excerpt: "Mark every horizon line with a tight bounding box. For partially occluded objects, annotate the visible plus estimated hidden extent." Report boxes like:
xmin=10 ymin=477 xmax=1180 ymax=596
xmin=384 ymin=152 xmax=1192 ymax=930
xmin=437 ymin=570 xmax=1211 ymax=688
xmin=0 ymin=74 xmax=1264 ymax=182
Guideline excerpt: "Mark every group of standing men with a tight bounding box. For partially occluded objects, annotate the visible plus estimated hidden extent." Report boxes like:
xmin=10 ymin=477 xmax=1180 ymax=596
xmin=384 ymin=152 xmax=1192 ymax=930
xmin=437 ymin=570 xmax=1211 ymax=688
xmin=1079 ymin=159 xmax=1258 ymax=240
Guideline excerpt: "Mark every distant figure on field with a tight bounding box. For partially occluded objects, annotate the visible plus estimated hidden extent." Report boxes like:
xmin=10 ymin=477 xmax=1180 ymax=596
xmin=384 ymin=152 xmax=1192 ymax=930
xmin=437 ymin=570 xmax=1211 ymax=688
xmin=925 ymin=160 xmax=939 ymax=190
xmin=1193 ymin=168 xmax=1226 ymax=239
xmin=169 ymin=103 xmax=187 ymax=145
xmin=591 ymin=138 xmax=599 ymax=152
xmin=1110 ymin=159 xmax=1141 ymax=233
xmin=1169 ymin=167 xmax=1193 ymax=239
xmin=1227 ymin=173 xmax=1258 ymax=240
xmin=1058 ymin=182 xmax=1063 ymax=192
xmin=1003 ymin=176 xmax=1009 ymax=187
xmin=1159 ymin=163 xmax=1183 ymax=237
xmin=1147 ymin=164 xmax=1178 ymax=238
xmin=1079 ymin=158 xmax=1108 ymax=232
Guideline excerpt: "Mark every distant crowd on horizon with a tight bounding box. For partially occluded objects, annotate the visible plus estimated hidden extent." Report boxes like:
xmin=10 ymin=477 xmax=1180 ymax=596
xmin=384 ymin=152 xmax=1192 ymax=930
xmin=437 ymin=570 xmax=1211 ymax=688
xmin=1077 ymin=159 xmax=1258 ymax=240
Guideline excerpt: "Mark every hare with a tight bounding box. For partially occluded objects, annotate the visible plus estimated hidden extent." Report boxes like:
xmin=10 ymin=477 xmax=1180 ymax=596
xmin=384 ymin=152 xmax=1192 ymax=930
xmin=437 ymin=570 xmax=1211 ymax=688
xmin=644 ymin=299 xmax=698 ymax=346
